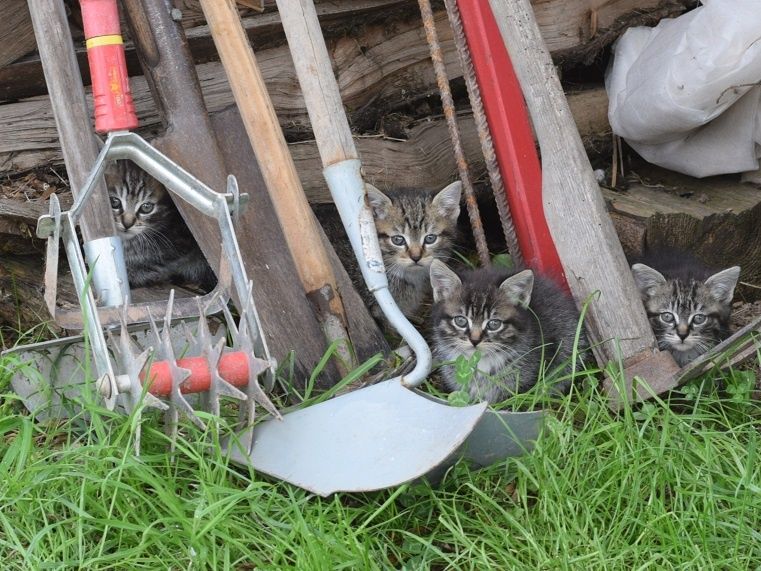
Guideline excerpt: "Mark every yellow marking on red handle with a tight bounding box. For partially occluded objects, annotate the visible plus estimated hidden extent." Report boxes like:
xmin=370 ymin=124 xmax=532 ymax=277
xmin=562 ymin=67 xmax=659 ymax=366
xmin=85 ymin=34 xmax=124 ymax=49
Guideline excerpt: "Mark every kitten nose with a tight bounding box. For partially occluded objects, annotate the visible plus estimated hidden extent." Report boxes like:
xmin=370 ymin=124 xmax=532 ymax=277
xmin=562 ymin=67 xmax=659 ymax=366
xmin=676 ymin=324 xmax=689 ymax=340
xmin=122 ymin=213 xmax=136 ymax=229
xmin=469 ymin=331 xmax=482 ymax=346
xmin=409 ymin=247 xmax=422 ymax=263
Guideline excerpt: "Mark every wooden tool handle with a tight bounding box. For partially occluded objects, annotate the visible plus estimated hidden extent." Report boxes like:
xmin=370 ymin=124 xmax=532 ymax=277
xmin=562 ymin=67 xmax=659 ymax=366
xmin=487 ymin=0 xmax=658 ymax=364
xmin=198 ymin=0 xmax=348 ymax=326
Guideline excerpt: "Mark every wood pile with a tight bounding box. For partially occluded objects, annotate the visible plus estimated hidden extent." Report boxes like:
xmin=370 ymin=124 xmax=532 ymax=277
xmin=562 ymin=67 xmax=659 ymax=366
xmin=6 ymin=0 xmax=760 ymax=341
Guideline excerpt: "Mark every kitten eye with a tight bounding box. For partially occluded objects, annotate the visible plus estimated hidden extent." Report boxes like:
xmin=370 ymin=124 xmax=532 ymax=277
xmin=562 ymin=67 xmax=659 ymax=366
xmin=452 ymin=316 xmax=468 ymax=328
xmin=424 ymin=234 xmax=438 ymax=245
xmin=692 ymin=314 xmax=706 ymax=325
xmin=390 ymin=235 xmax=406 ymax=246
xmin=486 ymin=319 xmax=502 ymax=331
xmin=109 ymin=196 xmax=121 ymax=209
xmin=660 ymin=312 xmax=675 ymax=324
xmin=139 ymin=202 xmax=155 ymax=214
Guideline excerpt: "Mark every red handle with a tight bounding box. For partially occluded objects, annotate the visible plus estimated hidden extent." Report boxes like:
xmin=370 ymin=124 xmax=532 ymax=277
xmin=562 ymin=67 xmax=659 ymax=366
xmin=456 ymin=0 xmax=567 ymax=289
xmin=80 ymin=0 xmax=138 ymax=133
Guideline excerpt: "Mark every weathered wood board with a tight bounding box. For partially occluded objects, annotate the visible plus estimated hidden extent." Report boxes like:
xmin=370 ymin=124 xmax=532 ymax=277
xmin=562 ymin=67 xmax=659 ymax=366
xmin=0 ymin=0 xmax=37 ymax=69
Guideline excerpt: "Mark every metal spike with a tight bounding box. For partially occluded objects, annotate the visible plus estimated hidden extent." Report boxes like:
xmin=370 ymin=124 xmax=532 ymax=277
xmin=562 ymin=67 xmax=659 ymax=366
xmin=232 ymin=284 xmax=281 ymax=433
xmin=206 ymin=338 xmax=247 ymax=417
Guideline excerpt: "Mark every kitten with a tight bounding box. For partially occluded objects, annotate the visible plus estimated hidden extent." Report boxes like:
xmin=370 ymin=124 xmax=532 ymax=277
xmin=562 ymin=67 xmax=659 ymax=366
xmin=631 ymin=254 xmax=740 ymax=367
xmin=316 ymin=182 xmax=462 ymax=329
xmin=105 ymin=160 xmax=216 ymax=291
xmin=429 ymin=260 xmax=582 ymax=403
xmin=366 ymin=182 xmax=461 ymax=323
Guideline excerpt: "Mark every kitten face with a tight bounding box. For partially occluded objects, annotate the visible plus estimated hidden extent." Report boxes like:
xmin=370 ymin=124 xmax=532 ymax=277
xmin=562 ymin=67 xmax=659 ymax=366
xmin=632 ymin=263 xmax=739 ymax=362
xmin=430 ymin=260 xmax=531 ymax=361
xmin=365 ymin=182 xmax=461 ymax=280
xmin=105 ymin=161 xmax=171 ymax=241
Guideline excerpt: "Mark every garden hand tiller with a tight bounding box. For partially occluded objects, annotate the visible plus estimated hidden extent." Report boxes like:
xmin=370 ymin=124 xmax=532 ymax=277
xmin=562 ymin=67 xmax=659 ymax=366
xmin=6 ymin=0 xmax=279 ymax=452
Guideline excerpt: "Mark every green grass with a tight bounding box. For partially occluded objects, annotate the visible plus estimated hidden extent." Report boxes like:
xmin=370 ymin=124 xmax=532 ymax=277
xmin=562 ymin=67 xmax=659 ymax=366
xmin=1 ymin=352 xmax=760 ymax=570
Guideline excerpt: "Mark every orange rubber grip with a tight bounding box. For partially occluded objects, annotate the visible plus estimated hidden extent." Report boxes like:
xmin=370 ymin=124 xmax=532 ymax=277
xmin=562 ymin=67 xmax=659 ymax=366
xmin=141 ymin=352 xmax=252 ymax=397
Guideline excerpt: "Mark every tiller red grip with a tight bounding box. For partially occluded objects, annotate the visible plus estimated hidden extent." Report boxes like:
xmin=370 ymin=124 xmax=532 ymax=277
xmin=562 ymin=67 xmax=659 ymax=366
xmin=80 ymin=0 xmax=138 ymax=133
xmin=141 ymin=352 xmax=251 ymax=397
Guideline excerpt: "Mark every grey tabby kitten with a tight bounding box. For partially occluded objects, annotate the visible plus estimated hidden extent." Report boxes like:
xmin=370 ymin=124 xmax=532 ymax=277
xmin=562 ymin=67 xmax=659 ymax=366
xmin=106 ymin=160 xmax=216 ymax=290
xmin=631 ymin=259 xmax=739 ymax=367
xmin=365 ymin=182 xmax=461 ymax=324
xmin=430 ymin=260 xmax=582 ymax=403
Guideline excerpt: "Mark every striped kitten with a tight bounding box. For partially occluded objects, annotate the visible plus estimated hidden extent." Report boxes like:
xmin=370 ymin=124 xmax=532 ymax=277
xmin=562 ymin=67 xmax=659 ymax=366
xmin=105 ymin=160 xmax=216 ymax=290
xmin=365 ymin=182 xmax=461 ymax=324
xmin=429 ymin=261 xmax=581 ymax=403
xmin=631 ymin=255 xmax=740 ymax=367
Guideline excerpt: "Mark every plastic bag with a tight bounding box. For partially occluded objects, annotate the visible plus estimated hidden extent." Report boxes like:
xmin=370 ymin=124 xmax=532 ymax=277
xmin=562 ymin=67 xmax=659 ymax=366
xmin=606 ymin=0 xmax=761 ymax=178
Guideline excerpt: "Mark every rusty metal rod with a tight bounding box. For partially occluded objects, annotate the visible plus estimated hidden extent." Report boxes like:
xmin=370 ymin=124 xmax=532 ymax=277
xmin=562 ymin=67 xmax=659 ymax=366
xmin=418 ymin=0 xmax=491 ymax=267
xmin=444 ymin=0 xmax=524 ymax=267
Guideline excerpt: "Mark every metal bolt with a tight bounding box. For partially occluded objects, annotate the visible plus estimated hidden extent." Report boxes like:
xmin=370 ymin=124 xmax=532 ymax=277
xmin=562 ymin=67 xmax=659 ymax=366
xmin=170 ymin=8 xmax=183 ymax=21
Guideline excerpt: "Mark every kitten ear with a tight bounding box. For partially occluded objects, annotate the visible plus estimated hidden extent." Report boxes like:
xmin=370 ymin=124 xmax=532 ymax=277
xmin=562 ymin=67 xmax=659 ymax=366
xmin=704 ymin=266 xmax=740 ymax=305
xmin=365 ymin=184 xmax=392 ymax=220
xmin=431 ymin=181 xmax=462 ymax=221
xmin=499 ymin=269 xmax=534 ymax=307
xmin=430 ymin=260 xmax=462 ymax=302
xmin=631 ymin=264 xmax=666 ymax=298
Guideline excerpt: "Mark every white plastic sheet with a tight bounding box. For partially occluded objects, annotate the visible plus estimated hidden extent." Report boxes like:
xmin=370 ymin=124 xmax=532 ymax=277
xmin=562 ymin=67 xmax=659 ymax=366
xmin=606 ymin=0 xmax=761 ymax=178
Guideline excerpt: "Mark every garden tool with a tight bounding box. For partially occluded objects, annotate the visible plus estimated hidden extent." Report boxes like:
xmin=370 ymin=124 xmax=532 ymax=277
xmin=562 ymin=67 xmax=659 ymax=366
xmin=5 ymin=0 xmax=279 ymax=451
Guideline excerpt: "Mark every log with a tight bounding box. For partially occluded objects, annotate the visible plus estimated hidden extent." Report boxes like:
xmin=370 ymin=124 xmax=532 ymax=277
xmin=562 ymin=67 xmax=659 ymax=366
xmin=0 ymin=89 xmax=609 ymax=241
xmin=0 ymin=0 xmax=412 ymax=102
xmin=0 ymin=25 xmax=610 ymax=176
xmin=1 ymin=0 xmax=693 ymax=102
xmin=603 ymin=164 xmax=761 ymax=295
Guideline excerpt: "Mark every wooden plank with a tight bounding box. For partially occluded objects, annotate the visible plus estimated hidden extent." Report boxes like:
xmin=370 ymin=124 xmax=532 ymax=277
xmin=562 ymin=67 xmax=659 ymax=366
xmin=0 ymin=0 xmax=36 ymax=69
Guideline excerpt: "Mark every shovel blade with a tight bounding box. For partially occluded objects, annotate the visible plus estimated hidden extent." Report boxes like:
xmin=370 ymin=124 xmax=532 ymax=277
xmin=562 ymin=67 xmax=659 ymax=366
xmin=227 ymin=379 xmax=489 ymax=496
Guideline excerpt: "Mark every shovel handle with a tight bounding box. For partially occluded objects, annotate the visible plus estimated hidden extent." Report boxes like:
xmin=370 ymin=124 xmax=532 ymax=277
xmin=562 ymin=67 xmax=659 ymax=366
xmin=80 ymin=0 xmax=138 ymax=133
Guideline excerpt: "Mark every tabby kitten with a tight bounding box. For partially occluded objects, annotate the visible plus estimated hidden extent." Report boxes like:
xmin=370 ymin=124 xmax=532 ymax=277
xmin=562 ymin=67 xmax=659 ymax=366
xmin=105 ymin=160 xmax=216 ymax=290
xmin=631 ymin=257 xmax=740 ymax=367
xmin=430 ymin=260 xmax=582 ymax=403
xmin=365 ymin=182 xmax=461 ymax=324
